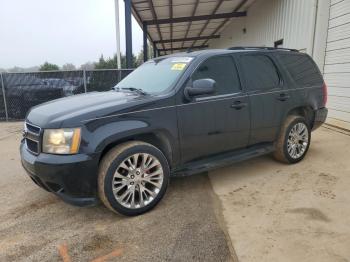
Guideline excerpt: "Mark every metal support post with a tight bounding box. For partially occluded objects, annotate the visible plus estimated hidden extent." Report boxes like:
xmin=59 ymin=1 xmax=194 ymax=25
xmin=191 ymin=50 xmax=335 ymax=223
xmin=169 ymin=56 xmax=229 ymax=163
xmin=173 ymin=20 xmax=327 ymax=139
xmin=143 ymin=22 xmax=148 ymax=62
xmin=83 ymin=70 xmax=87 ymax=93
xmin=125 ymin=0 xmax=133 ymax=68
xmin=0 ymin=73 xmax=8 ymax=121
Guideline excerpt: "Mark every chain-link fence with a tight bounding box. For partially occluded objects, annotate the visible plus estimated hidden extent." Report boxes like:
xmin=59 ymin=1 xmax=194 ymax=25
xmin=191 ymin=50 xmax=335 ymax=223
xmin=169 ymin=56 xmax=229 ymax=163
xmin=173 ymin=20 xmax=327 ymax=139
xmin=0 ymin=69 xmax=133 ymax=120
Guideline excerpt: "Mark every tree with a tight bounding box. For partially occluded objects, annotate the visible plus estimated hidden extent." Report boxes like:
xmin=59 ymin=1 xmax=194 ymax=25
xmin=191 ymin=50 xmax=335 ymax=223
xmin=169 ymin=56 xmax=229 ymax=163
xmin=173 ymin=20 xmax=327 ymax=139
xmin=135 ymin=50 xmax=144 ymax=67
xmin=80 ymin=62 xmax=95 ymax=70
xmin=94 ymin=52 xmax=143 ymax=70
xmin=94 ymin=54 xmax=118 ymax=69
xmin=39 ymin=62 xmax=59 ymax=71
xmin=61 ymin=63 xmax=76 ymax=70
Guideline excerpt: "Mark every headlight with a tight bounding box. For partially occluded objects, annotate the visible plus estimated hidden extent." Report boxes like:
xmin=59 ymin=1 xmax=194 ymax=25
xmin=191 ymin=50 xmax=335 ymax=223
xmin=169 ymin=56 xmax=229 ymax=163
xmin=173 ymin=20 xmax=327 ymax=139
xmin=43 ymin=128 xmax=81 ymax=154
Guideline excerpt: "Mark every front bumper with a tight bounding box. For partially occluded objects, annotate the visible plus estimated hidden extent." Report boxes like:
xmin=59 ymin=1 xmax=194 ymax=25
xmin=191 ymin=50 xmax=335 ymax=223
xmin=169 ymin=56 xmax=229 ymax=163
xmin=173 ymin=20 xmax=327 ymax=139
xmin=20 ymin=141 xmax=99 ymax=207
xmin=312 ymin=107 xmax=328 ymax=131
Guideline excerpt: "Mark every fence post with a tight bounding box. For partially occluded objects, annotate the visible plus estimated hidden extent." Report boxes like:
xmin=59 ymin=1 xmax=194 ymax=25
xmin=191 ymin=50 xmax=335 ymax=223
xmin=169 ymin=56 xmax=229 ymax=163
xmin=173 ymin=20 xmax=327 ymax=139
xmin=118 ymin=70 xmax=122 ymax=83
xmin=83 ymin=70 xmax=87 ymax=93
xmin=0 ymin=73 xmax=9 ymax=121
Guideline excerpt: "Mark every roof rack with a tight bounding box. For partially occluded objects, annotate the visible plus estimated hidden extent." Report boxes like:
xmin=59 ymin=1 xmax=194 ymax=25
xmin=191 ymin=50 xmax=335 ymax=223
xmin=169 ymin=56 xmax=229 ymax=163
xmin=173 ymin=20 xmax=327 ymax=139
xmin=228 ymin=46 xmax=299 ymax=52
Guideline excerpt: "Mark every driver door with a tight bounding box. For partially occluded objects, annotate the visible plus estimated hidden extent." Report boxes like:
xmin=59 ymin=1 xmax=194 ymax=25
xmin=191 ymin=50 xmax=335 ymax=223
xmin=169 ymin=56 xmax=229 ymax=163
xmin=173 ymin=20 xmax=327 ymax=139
xmin=177 ymin=55 xmax=250 ymax=163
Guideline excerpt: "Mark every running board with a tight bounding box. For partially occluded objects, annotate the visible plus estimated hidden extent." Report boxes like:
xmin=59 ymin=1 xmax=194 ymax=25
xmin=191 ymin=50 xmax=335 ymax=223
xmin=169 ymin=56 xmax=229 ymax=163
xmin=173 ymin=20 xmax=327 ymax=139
xmin=172 ymin=143 xmax=274 ymax=177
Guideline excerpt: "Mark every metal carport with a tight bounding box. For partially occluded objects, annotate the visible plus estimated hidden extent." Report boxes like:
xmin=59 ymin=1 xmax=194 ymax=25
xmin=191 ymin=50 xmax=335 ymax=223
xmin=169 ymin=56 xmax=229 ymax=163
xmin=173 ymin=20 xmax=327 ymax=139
xmin=123 ymin=0 xmax=256 ymax=67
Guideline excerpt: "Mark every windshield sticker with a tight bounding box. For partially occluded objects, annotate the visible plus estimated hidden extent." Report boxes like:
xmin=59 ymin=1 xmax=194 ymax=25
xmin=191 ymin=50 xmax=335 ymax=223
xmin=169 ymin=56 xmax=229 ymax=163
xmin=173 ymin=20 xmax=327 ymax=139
xmin=171 ymin=63 xmax=187 ymax=71
xmin=171 ymin=57 xmax=193 ymax=63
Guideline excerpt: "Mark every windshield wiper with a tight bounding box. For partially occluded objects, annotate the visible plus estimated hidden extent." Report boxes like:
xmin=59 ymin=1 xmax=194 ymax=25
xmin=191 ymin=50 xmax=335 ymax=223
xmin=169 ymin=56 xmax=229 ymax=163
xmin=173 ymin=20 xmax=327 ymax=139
xmin=113 ymin=86 xmax=148 ymax=95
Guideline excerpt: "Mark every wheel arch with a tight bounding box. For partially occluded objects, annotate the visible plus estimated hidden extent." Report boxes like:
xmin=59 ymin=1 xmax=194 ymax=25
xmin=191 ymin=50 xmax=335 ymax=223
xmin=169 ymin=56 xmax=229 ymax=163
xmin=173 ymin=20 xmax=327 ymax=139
xmin=286 ymin=106 xmax=315 ymax=128
xmin=98 ymin=130 xmax=175 ymax=168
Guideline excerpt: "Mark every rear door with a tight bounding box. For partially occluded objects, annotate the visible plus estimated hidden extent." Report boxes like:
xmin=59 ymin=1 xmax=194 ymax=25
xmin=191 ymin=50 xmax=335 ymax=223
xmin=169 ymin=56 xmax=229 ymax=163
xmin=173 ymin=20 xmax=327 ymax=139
xmin=177 ymin=54 xmax=250 ymax=163
xmin=237 ymin=53 xmax=289 ymax=145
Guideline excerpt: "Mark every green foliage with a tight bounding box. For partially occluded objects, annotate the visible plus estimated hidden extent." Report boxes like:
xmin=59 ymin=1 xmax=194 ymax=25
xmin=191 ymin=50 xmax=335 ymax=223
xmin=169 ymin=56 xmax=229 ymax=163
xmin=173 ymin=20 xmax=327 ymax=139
xmin=39 ymin=62 xmax=60 ymax=71
xmin=94 ymin=52 xmax=143 ymax=70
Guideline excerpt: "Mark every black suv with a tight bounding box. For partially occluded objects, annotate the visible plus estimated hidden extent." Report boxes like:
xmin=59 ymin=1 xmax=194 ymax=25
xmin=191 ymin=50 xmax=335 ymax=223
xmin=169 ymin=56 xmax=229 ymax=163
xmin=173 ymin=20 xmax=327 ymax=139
xmin=20 ymin=47 xmax=328 ymax=216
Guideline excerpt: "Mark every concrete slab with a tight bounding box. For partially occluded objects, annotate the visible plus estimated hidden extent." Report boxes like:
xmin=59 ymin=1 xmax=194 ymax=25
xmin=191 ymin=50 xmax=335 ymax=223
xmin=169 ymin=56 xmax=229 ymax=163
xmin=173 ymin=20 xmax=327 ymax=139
xmin=209 ymin=127 xmax=350 ymax=262
xmin=326 ymin=117 xmax=350 ymax=132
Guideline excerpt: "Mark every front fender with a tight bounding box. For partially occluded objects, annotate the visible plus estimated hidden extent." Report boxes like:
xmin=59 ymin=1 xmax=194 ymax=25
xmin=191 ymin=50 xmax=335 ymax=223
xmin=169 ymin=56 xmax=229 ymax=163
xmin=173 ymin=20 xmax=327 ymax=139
xmin=81 ymin=118 xmax=180 ymax=167
xmin=83 ymin=119 xmax=149 ymax=153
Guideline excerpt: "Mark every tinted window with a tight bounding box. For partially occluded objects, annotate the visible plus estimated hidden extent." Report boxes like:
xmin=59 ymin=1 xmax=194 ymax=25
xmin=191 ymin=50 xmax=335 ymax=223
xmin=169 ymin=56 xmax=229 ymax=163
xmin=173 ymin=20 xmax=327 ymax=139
xmin=278 ymin=54 xmax=323 ymax=87
xmin=240 ymin=55 xmax=280 ymax=91
xmin=192 ymin=55 xmax=240 ymax=96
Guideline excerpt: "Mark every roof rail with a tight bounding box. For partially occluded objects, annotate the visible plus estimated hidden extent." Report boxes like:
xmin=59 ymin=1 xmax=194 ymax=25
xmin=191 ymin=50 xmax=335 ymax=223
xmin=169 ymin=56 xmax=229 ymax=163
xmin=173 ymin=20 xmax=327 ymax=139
xmin=228 ymin=46 xmax=299 ymax=52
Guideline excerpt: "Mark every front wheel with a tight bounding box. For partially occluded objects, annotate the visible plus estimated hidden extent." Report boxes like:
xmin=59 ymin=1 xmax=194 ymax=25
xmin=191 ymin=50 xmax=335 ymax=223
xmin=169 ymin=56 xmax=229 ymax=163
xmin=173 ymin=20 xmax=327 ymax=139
xmin=273 ymin=115 xmax=311 ymax=164
xmin=98 ymin=141 xmax=170 ymax=216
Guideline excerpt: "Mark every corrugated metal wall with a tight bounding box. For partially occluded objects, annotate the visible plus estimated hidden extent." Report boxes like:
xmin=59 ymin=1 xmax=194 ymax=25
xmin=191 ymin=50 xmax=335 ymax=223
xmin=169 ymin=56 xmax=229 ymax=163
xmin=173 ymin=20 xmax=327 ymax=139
xmin=209 ymin=0 xmax=350 ymax=124
xmin=324 ymin=0 xmax=350 ymax=122
xmin=209 ymin=0 xmax=317 ymax=54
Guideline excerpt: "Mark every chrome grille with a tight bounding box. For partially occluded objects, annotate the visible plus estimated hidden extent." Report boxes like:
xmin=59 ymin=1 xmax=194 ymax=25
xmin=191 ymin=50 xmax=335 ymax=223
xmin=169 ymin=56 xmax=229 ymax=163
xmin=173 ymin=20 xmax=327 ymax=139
xmin=24 ymin=122 xmax=41 ymax=155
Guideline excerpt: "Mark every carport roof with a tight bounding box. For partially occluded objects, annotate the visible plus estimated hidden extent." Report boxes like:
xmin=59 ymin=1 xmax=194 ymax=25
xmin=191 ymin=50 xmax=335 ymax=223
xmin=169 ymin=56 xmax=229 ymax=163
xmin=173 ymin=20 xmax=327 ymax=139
xmin=131 ymin=0 xmax=256 ymax=55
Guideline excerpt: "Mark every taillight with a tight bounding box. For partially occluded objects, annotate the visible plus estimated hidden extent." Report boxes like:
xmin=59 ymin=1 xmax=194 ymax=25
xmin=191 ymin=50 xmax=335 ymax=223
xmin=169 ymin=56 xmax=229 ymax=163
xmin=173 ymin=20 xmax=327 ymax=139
xmin=322 ymin=82 xmax=328 ymax=107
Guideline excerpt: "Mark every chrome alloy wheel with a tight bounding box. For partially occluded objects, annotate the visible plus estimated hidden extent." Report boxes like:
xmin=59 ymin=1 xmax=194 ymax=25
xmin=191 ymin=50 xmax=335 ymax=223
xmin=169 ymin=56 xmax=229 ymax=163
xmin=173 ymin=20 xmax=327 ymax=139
xmin=287 ymin=122 xmax=309 ymax=159
xmin=112 ymin=153 xmax=164 ymax=209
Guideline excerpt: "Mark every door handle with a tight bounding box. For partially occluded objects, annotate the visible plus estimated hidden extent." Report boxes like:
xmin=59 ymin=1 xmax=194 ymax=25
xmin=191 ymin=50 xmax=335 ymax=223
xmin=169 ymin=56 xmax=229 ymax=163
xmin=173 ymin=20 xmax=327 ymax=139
xmin=231 ymin=101 xmax=248 ymax=110
xmin=276 ymin=93 xmax=290 ymax=101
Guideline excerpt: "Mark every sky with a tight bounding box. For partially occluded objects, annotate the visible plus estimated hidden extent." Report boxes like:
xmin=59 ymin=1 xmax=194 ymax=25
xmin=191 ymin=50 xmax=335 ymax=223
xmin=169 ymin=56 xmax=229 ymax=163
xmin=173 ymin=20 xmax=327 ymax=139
xmin=0 ymin=0 xmax=143 ymax=68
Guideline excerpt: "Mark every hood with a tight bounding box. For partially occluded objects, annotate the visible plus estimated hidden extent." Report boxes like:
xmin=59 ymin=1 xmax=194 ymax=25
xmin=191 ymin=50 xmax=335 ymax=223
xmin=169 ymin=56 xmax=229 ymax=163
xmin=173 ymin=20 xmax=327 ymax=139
xmin=26 ymin=91 xmax=148 ymax=128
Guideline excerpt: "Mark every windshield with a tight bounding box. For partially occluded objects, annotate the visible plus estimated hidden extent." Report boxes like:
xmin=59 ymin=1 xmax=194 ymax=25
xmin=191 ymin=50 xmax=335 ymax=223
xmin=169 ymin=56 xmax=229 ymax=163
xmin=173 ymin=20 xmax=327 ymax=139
xmin=115 ymin=57 xmax=193 ymax=94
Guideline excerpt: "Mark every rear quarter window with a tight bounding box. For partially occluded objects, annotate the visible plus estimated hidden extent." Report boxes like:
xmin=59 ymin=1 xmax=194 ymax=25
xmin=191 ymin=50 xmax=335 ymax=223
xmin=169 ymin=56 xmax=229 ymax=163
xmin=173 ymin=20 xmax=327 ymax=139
xmin=278 ymin=54 xmax=323 ymax=87
xmin=239 ymin=55 xmax=280 ymax=91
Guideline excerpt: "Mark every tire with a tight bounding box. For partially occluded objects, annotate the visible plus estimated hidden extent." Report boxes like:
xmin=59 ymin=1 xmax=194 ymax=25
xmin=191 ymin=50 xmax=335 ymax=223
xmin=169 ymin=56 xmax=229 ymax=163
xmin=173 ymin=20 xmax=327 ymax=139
xmin=98 ymin=141 xmax=170 ymax=216
xmin=273 ymin=115 xmax=311 ymax=164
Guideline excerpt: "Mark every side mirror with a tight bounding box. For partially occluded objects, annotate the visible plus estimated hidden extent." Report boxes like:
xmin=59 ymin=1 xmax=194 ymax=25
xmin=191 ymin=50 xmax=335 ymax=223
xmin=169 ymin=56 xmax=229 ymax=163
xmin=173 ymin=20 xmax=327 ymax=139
xmin=185 ymin=79 xmax=216 ymax=98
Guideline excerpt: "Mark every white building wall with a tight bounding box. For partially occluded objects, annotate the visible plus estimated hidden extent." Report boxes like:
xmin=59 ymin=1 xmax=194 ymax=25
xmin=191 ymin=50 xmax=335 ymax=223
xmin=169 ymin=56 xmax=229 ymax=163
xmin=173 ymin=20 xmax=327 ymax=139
xmin=209 ymin=0 xmax=318 ymax=54
xmin=324 ymin=0 xmax=350 ymax=122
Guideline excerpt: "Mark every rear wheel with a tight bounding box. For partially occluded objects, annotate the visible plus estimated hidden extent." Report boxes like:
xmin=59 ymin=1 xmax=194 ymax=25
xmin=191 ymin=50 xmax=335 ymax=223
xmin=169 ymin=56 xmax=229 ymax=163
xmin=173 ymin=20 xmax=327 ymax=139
xmin=274 ymin=115 xmax=311 ymax=164
xmin=98 ymin=141 xmax=170 ymax=216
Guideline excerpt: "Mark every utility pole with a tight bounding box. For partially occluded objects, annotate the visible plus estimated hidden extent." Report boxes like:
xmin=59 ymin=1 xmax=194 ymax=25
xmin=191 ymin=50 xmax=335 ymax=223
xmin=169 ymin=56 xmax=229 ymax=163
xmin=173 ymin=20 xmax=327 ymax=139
xmin=114 ymin=0 xmax=121 ymax=69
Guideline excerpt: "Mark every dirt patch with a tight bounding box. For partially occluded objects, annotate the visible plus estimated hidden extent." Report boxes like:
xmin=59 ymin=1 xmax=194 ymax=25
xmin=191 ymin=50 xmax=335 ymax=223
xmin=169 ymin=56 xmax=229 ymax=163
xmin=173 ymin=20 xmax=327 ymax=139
xmin=314 ymin=172 xmax=338 ymax=199
xmin=82 ymin=234 xmax=114 ymax=252
xmin=9 ymin=197 xmax=58 ymax=218
xmin=286 ymin=208 xmax=331 ymax=222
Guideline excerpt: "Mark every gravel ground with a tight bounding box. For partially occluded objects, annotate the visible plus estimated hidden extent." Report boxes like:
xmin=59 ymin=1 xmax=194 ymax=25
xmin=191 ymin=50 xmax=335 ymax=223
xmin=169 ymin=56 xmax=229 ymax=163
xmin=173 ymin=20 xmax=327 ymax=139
xmin=0 ymin=122 xmax=232 ymax=262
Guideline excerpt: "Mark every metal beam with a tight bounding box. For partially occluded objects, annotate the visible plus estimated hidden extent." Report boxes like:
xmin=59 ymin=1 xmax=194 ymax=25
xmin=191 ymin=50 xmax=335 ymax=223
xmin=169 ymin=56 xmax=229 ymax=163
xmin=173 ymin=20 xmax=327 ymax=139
xmin=131 ymin=2 xmax=154 ymax=46
xmin=147 ymin=0 xmax=165 ymax=51
xmin=201 ymin=0 xmax=249 ymax=47
xmin=154 ymin=35 xmax=220 ymax=44
xmin=145 ymin=11 xmax=247 ymax=25
xmin=158 ymin=45 xmax=208 ymax=52
xmin=143 ymin=22 xmax=148 ymax=62
xmin=125 ymin=0 xmax=133 ymax=68
xmin=191 ymin=0 xmax=225 ymax=47
xmin=181 ymin=0 xmax=200 ymax=49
